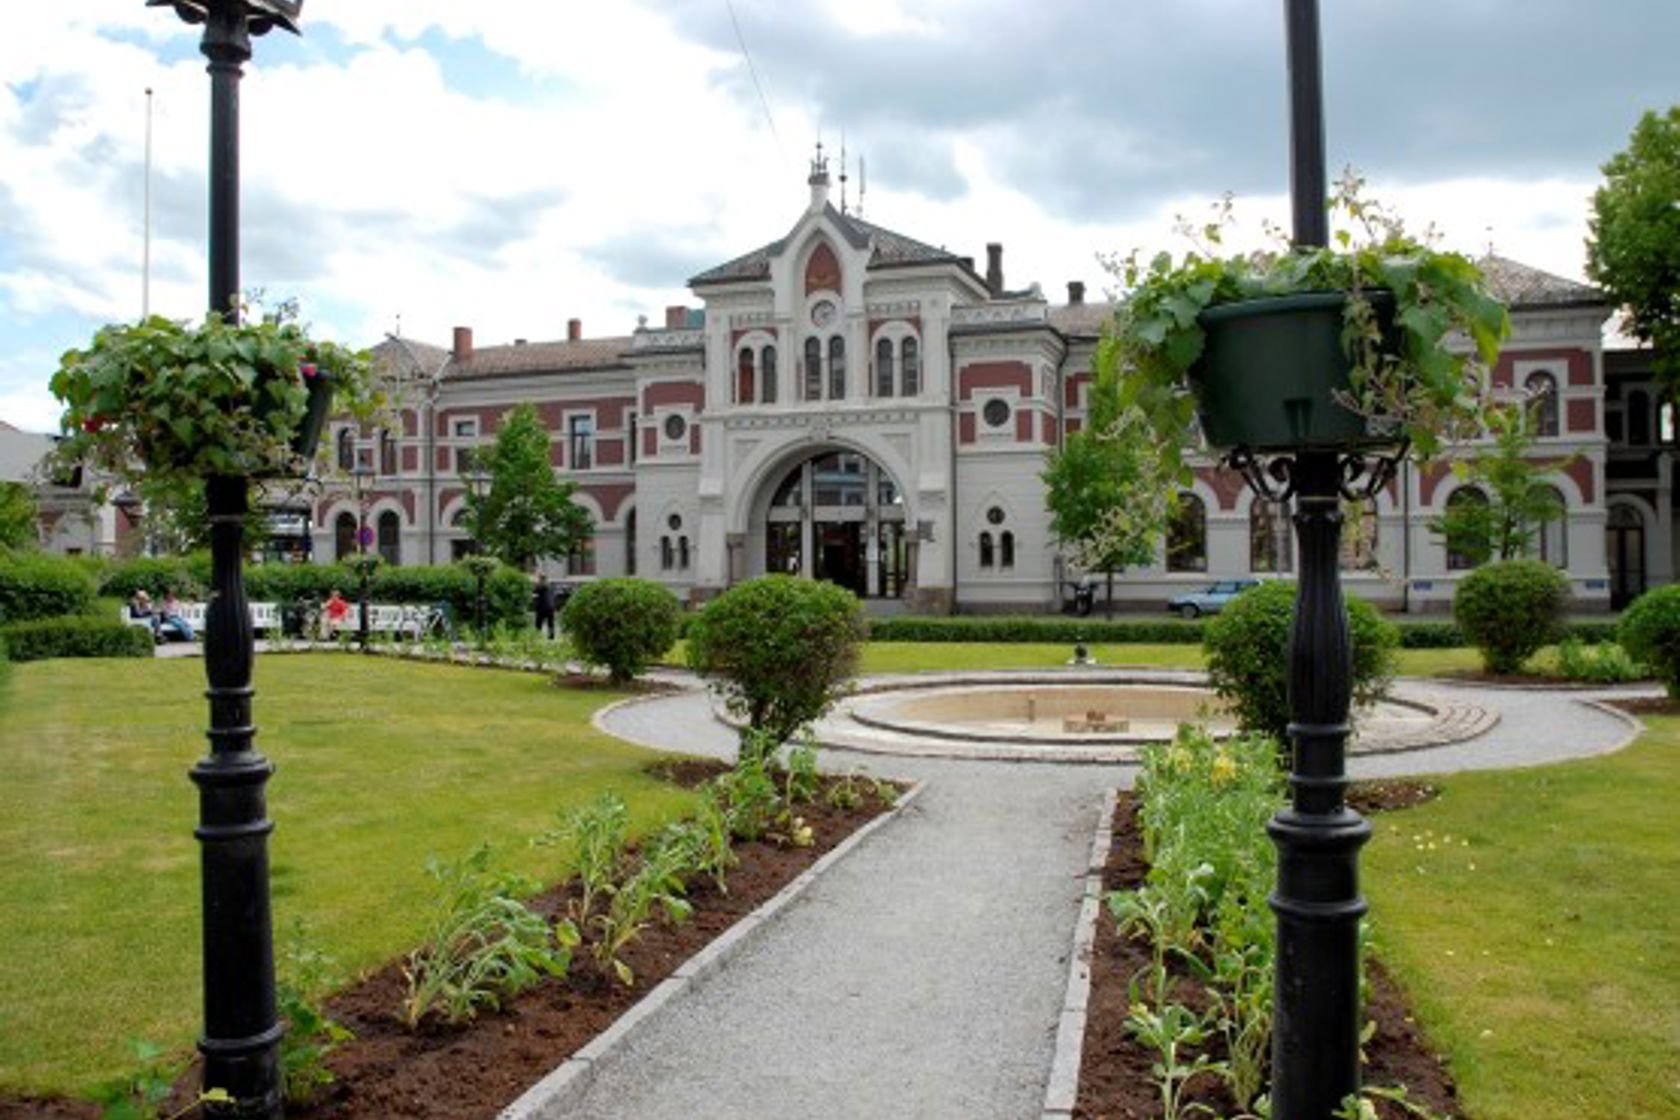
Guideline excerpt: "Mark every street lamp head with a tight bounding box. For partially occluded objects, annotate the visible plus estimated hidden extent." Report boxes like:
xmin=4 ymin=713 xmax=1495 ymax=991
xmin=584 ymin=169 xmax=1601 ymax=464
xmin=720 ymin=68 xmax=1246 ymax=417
xmin=146 ymin=0 xmax=303 ymax=36
xmin=349 ymin=461 xmax=374 ymax=498
xmin=463 ymin=465 xmax=492 ymax=498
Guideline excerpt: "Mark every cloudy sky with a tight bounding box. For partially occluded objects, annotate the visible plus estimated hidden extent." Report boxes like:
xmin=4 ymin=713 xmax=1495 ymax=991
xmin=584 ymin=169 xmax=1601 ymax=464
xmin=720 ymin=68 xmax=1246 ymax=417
xmin=1 ymin=1 xmax=1674 ymax=432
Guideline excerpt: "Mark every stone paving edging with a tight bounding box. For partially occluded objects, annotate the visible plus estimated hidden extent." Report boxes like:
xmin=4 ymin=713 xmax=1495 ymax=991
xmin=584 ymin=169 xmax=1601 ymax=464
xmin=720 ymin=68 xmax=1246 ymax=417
xmin=1041 ymin=788 xmax=1120 ymax=1119
xmin=496 ymin=779 xmax=928 ymax=1120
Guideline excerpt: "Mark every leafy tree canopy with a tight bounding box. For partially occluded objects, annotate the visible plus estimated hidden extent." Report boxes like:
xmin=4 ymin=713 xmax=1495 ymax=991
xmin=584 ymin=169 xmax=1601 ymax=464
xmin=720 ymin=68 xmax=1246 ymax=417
xmin=467 ymin=403 xmax=591 ymax=570
xmin=0 ymin=483 xmax=38 ymax=551
xmin=1427 ymin=402 xmax=1568 ymax=567
xmin=1588 ymin=106 xmax=1680 ymax=388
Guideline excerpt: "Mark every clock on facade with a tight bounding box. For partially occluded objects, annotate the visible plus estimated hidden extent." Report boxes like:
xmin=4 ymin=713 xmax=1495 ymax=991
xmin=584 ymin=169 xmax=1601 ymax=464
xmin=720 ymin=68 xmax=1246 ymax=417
xmin=811 ymin=299 xmax=838 ymax=328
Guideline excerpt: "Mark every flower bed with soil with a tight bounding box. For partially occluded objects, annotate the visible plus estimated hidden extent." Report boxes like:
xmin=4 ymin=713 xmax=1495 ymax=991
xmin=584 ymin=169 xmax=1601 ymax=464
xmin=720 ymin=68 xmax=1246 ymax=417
xmin=2 ymin=765 xmax=901 ymax=1120
xmin=1075 ymin=758 xmax=1461 ymax=1119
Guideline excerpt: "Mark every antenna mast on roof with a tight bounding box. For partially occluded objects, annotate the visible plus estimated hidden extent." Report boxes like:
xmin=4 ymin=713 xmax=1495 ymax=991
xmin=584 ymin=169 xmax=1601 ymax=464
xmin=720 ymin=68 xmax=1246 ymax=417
xmin=839 ymin=133 xmax=849 ymax=215
xmin=857 ymin=155 xmax=866 ymax=219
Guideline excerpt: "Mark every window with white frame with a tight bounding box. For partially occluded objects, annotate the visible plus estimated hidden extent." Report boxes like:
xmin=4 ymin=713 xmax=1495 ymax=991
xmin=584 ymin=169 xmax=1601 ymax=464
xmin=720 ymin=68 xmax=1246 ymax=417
xmin=568 ymin=414 xmax=594 ymax=470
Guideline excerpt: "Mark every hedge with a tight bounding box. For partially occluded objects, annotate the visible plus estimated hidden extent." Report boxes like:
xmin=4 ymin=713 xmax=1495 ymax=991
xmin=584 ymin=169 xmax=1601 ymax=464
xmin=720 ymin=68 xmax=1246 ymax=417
xmin=0 ymin=616 xmax=156 ymax=661
xmin=866 ymin=615 xmax=1208 ymax=644
xmin=0 ymin=553 xmax=98 ymax=624
xmin=97 ymin=553 xmax=211 ymax=600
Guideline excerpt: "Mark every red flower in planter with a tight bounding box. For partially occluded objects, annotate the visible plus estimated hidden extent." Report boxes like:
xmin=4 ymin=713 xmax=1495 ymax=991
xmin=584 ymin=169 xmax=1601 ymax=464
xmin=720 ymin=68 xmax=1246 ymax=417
xmin=300 ymin=362 xmax=319 ymax=379
xmin=82 ymin=415 xmax=106 ymax=433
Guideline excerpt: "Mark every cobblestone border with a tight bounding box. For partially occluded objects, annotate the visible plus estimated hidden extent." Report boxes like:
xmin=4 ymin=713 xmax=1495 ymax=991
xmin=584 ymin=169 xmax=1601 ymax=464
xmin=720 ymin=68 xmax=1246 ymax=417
xmin=497 ymin=780 xmax=927 ymax=1120
xmin=1042 ymin=788 xmax=1120 ymax=1118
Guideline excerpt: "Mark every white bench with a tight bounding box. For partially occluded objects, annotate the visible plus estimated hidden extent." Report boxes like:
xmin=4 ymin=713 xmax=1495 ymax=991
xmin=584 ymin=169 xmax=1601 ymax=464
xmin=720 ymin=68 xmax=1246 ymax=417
xmin=123 ymin=600 xmax=446 ymax=641
xmin=122 ymin=601 xmax=278 ymax=638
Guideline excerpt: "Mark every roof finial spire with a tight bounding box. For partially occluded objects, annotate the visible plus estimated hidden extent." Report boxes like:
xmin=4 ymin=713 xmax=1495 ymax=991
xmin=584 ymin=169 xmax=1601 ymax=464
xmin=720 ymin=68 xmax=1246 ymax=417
xmin=839 ymin=132 xmax=849 ymax=215
xmin=807 ymin=137 xmax=831 ymax=212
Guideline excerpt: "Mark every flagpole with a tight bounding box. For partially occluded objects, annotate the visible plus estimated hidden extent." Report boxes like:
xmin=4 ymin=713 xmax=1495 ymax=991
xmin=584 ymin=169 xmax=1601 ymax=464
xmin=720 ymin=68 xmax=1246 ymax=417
xmin=142 ymin=86 xmax=154 ymax=320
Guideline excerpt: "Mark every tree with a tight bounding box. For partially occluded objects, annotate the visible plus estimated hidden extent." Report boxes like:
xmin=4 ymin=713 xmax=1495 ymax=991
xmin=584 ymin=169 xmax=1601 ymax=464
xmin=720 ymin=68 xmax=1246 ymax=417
xmin=0 ymin=483 xmax=38 ymax=551
xmin=1427 ymin=403 xmax=1569 ymax=566
xmin=1587 ymin=106 xmax=1680 ymax=388
xmin=1042 ymin=354 xmax=1173 ymax=617
xmin=468 ymin=403 xmax=592 ymax=570
xmin=686 ymin=575 xmax=865 ymax=752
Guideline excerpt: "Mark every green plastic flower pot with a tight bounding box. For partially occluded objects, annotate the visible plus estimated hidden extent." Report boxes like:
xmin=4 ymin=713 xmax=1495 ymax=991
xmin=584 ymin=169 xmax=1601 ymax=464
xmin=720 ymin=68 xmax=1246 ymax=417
xmin=291 ymin=369 xmax=335 ymax=459
xmin=1191 ymin=290 xmax=1397 ymax=452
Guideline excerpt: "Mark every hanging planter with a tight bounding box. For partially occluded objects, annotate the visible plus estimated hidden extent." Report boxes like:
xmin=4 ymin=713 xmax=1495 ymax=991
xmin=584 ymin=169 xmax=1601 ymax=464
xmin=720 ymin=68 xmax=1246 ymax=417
xmin=1097 ymin=176 xmax=1511 ymax=491
xmin=1190 ymin=289 xmax=1398 ymax=452
xmin=49 ymin=305 xmax=378 ymax=488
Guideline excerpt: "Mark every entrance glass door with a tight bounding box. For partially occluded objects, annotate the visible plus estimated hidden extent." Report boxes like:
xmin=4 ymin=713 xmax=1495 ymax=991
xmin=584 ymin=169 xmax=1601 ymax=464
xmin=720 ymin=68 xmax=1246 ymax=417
xmin=1607 ymin=505 xmax=1646 ymax=609
xmin=815 ymin=522 xmax=864 ymax=596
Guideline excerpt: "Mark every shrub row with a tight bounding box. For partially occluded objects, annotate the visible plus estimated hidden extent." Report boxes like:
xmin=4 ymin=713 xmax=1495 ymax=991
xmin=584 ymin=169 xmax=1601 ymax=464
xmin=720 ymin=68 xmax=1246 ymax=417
xmin=97 ymin=556 xmax=530 ymax=629
xmin=0 ymin=553 xmax=98 ymax=624
xmin=0 ymin=616 xmax=155 ymax=661
xmin=866 ymin=615 xmax=1207 ymax=644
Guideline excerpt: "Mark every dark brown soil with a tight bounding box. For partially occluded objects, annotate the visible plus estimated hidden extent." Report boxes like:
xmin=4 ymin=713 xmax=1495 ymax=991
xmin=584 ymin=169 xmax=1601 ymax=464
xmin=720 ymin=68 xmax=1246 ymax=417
xmin=547 ymin=672 xmax=683 ymax=694
xmin=1607 ymin=695 xmax=1680 ymax=716
xmin=1347 ymin=779 xmax=1440 ymax=815
xmin=1076 ymin=795 xmax=1462 ymax=1120
xmin=4 ymin=777 xmax=898 ymax=1120
xmin=642 ymin=756 xmax=730 ymax=789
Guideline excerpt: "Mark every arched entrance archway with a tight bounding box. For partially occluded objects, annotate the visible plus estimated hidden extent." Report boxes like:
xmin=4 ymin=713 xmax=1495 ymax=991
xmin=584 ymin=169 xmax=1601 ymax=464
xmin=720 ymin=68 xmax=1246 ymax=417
xmin=756 ymin=449 xmax=909 ymax=598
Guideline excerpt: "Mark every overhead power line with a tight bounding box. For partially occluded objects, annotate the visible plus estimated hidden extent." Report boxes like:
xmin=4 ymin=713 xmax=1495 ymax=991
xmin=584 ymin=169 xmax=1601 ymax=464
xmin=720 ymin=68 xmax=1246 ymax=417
xmin=725 ymin=0 xmax=783 ymax=161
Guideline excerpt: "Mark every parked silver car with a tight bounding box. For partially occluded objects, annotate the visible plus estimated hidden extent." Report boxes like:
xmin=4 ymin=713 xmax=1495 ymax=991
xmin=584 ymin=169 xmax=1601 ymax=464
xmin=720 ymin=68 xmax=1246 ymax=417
xmin=1167 ymin=578 xmax=1262 ymax=619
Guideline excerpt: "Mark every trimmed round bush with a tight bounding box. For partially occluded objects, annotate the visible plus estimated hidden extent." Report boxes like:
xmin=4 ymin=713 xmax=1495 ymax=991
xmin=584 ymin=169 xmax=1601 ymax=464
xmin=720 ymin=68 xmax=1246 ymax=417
xmin=0 ymin=553 xmax=97 ymax=624
xmin=562 ymin=578 xmax=682 ymax=684
xmin=1453 ymin=559 xmax=1571 ymax=674
xmin=687 ymin=575 xmax=866 ymax=748
xmin=1618 ymin=585 xmax=1680 ymax=697
xmin=1203 ymin=581 xmax=1399 ymax=741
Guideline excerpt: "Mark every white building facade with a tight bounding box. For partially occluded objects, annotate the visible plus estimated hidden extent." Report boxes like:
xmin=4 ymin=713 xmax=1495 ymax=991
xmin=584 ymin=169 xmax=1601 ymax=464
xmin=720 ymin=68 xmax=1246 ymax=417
xmin=319 ymin=160 xmax=1621 ymax=615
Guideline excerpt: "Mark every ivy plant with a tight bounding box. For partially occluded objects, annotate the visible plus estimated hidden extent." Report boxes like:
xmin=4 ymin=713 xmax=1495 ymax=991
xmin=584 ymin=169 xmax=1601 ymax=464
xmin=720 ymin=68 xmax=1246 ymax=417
xmin=49 ymin=301 xmax=380 ymax=487
xmin=1102 ymin=171 xmax=1510 ymax=474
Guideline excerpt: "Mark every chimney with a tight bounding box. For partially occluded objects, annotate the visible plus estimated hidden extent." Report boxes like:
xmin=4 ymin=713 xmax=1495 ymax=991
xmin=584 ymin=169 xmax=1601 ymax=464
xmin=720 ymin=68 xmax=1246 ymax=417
xmin=452 ymin=326 xmax=473 ymax=362
xmin=567 ymin=318 xmax=582 ymax=342
xmin=986 ymin=242 xmax=1004 ymax=297
xmin=665 ymin=305 xmax=688 ymax=329
xmin=514 ymin=338 xmax=527 ymax=346
xmin=1067 ymin=280 xmax=1085 ymax=305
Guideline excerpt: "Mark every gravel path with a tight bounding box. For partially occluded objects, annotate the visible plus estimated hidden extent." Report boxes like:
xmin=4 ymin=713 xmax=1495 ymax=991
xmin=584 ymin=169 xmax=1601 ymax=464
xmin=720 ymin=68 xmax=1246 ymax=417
xmin=567 ymin=676 xmax=1649 ymax=1118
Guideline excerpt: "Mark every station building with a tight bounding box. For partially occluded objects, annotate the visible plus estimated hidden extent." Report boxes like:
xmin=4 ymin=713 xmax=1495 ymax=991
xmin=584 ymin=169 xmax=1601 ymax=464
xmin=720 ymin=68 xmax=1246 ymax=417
xmin=316 ymin=157 xmax=1639 ymax=614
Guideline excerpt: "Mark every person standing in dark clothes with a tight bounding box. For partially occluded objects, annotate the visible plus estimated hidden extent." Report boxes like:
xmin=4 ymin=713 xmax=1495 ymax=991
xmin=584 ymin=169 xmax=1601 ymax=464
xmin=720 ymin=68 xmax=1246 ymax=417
xmin=533 ymin=573 xmax=558 ymax=638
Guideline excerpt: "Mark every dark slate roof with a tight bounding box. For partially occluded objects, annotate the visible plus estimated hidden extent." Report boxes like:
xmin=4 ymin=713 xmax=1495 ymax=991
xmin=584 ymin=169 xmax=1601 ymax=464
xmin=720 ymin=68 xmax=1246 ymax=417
xmin=1480 ymin=255 xmax=1603 ymax=309
xmin=689 ymin=204 xmax=964 ymax=286
xmin=1048 ymin=300 xmax=1116 ymax=337
xmin=372 ymin=336 xmax=631 ymax=381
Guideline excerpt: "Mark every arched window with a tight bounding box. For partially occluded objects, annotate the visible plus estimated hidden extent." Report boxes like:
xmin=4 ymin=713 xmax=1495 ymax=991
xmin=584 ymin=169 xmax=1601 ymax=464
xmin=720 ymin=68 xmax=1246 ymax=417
xmin=377 ymin=510 xmax=400 ymax=566
xmin=979 ymin=531 xmax=995 ymax=569
xmin=1167 ymin=493 xmax=1208 ymax=572
xmin=828 ymin=335 xmax=846 ymax=400
xmin=1525 ymin=371 xmax=1559 ymax=437
xmin=804 ymin=338 xmax=822 ymax=401
xmin=1340 ymin=498 xmax=1379 ymax=570
xmin=334 ymin=511 xmax=357 ymax=561
xmin=875 ymin=338 xmax=895 ymax=398
xmin=335 ymin=428 xmax=354 ymax=471
xmin=901 ymin=337 xmax=920 ymax=397
xmin=1535 ymin=485 xmax=1568 ymax=568
xmin=760 ymin=345 xmax=777 ymax=403
xmin=737 ymin=347 xmax=755 ymax=404
xmin=1445 ymin=487 xmax=1490 ymax=571
xmin=1249 ymin=499 xmax=1293 ymax=572
xmin=1000 ymin=530 xmax=1015 ymax=570
xmin=660 ymin=536 xmax=674 ymax=571
xmin=625 ymin=509 xmax=637 ymax=576
xmin=378 ymin=429 xmax=397 ymax=476
xmin=678 ymin=536 xmax=690 ymax=570
xmin=1629 ymin=390 xmax=1651 ymax=445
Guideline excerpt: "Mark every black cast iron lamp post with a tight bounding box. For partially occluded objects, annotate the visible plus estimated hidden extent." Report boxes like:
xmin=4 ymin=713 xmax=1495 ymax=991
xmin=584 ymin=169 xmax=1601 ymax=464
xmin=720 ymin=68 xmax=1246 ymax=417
xmin=147 ymin=1 xmax=303 ymax=1117
xmin=464 ymin=463 xmax=492 ymax=639
xmin=1249 ymin=1 xmax=1380 ymax=1115
xmin=351 ymin=462 xmax=374 ymax=651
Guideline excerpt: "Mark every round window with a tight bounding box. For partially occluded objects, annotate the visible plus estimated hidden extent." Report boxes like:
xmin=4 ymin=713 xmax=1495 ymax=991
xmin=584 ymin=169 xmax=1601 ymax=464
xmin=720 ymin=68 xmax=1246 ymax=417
xmin=982 ymin=399 xmax=1011 ymax=428
xmin=663 ymin=413 xmax=687 ymax=441
xmin=986 ymin=506 xmax=1005 ymax=526
xmin=667 ymin=513 xmax=682 ymax=531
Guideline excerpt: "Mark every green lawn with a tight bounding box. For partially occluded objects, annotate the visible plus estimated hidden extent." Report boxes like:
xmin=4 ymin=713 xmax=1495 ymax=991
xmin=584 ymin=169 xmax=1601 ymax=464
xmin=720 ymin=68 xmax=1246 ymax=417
xmin=0 ymin=654 xmax=695 ymax=1097
xmin=1365 ymin=719 xmax=1680 ymax=1118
